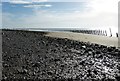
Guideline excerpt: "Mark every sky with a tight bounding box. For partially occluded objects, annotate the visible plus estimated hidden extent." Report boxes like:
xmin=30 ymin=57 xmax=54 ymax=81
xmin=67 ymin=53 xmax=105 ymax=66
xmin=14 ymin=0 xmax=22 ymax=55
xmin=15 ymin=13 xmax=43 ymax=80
xmin=1 ymin=0 xmax=120 ymax=34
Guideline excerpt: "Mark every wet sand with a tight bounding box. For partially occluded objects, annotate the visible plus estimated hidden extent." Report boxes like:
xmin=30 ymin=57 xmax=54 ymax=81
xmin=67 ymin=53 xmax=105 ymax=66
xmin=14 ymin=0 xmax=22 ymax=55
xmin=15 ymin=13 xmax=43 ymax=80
xmin=46 ymin=31 xmax=118 ymax=47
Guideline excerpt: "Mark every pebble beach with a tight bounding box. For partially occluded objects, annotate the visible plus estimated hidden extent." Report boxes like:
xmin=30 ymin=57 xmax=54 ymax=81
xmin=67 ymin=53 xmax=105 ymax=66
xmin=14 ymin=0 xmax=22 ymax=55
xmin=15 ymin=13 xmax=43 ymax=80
xmin=2 ymin=29 xmax=120 ymax=81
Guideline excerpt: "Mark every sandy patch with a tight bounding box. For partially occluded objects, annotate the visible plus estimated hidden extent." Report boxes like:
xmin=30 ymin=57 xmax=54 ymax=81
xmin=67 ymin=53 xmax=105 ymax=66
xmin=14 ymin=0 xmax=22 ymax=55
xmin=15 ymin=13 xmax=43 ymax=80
xmin=46 ymin=31 xmax=118 ymax=47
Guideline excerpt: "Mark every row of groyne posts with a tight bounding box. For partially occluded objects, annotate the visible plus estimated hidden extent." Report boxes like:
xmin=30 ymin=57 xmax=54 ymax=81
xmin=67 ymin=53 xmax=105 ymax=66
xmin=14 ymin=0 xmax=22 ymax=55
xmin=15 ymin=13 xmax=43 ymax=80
xmin=70 ymin=28 xmax=119 ymax=37
xmin=70 ymin=30 xmax=107 ymax=36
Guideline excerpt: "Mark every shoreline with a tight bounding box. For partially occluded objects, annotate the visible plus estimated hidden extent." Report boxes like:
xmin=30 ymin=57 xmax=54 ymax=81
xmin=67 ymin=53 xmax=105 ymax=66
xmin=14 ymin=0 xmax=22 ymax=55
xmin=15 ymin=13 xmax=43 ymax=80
xmin=46 ymin=31 xmax=118 ymax=48
xmin=1 ymin=29 xmax=118 ymax=47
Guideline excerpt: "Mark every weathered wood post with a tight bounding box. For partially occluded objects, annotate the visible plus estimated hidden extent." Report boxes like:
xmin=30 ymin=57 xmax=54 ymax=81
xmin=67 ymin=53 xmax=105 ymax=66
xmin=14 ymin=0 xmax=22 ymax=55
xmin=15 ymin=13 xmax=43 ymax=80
xmin=109 ymin=28 xmax=112 ymax=37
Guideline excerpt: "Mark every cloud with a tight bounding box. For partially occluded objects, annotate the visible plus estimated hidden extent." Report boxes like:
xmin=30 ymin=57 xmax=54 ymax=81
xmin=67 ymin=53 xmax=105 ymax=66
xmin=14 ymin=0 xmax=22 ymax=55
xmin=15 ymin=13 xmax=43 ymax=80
xmin=2 ymin=9 xmax=117 ymax=28
xmin=45 ymin=4 xmax=52 ymax=7
xmin=5 ymin=0 xmax=48 ymax=4
xmin=31 ymin=0 xmax=48 ymax=2
xmin=86 ymin=0 xmax=119 ymax=14
xmin=9 ymin=0 xmax=31 ymax=4
xmin=24 ymin=4 xmax=52 ymax=8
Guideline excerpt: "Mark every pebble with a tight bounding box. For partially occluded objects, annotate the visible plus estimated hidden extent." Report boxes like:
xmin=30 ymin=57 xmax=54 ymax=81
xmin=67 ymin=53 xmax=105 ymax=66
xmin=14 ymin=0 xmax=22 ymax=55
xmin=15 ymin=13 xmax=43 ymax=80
xmin=2 ymin=30 xmax=120 ymax=81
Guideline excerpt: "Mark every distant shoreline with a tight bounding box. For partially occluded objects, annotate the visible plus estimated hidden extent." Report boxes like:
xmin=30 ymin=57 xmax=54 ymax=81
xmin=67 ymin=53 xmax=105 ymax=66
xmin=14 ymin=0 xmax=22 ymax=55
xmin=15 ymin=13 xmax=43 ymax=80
xmin=1 ymin=29 xmax=118 ymax=48
xmin=1 ymin=28 xmax=118 ymax=37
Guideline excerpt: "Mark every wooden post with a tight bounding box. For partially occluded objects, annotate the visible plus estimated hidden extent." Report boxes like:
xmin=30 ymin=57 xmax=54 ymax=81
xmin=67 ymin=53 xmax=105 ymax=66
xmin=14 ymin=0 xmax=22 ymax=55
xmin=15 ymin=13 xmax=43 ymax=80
xmin=109 ymin=28 xmax=112 ymax=37
xmin=116 ymin=33 xmax=118 ymax=37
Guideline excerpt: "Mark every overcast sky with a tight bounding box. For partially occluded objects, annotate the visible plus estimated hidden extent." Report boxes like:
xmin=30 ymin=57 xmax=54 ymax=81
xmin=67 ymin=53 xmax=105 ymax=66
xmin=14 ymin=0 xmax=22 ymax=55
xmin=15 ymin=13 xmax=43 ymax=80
xmin=1 ymin=0 xmax=119 ymax=33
